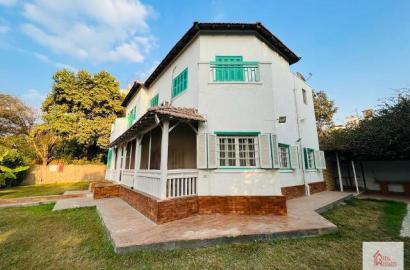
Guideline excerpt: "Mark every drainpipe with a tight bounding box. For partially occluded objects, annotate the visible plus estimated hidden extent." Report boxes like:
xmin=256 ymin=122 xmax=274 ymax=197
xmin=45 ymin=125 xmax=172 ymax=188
xmin=292 ymin=76 xmax=310 ymax=196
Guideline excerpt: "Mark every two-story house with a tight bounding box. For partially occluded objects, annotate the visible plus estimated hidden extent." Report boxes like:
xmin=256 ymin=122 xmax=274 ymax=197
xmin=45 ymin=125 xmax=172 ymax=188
xmin=102 ymin=22 xmax=327 ymax=224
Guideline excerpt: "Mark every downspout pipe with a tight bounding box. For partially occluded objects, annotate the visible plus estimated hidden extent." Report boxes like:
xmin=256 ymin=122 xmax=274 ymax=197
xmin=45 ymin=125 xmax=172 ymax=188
xmin=292 ymin=75 xmax=310 ymax=196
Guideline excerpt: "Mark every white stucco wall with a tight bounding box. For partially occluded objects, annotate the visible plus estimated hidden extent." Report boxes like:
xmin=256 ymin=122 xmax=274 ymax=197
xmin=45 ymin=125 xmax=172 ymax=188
xmin=114 ymin=33 xmax=324 ymax=197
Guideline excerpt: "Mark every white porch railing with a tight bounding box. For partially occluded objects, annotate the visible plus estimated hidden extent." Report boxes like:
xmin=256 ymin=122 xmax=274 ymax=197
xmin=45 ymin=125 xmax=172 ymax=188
xmin=108 ymin=169 xmax=198 ymax=199
xmin=134 ymin=170 xmax=162 ymax=198
xmin=166 ymin=170 xmax=198 ymax=198
xmin=121 ymin=169 xmax=135 ymax=187
xmin=105 ymin=169 xmax=115 ymax=181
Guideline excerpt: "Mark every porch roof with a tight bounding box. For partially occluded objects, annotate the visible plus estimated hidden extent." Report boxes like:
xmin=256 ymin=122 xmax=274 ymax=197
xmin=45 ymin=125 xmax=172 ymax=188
xmin=109 ymin=105 xmax=206 ymax=147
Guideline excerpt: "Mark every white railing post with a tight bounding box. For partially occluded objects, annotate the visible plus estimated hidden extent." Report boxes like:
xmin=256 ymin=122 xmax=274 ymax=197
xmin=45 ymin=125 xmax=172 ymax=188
xmin=160 ymin=121 xmax=169 ymax=199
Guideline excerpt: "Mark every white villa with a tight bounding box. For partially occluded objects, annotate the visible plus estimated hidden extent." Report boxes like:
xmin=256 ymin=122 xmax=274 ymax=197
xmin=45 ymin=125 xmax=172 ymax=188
xmin=102 ymin=22 xmax=327 ymax=223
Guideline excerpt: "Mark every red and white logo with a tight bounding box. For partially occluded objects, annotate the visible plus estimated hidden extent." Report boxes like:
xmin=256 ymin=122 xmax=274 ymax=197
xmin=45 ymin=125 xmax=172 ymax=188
xmin=363 ymin=242 xmax=403 ymax=270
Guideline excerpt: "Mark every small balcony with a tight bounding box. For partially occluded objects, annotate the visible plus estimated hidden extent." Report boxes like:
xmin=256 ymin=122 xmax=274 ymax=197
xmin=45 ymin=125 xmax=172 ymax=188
xmin=210 ymin=61 xmax=260 ymax=83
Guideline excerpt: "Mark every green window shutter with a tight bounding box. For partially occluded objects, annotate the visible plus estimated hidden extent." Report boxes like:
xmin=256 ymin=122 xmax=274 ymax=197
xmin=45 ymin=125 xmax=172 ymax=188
xmin=215 ymin=56 xmax=244 ymax=82
xmin=150 ymin=94 xmax=159 ymax=107
xmin=107 ymin=148 xmax=112 ymax=168
xmin=172 ymin=68 xmax=188 ymax=98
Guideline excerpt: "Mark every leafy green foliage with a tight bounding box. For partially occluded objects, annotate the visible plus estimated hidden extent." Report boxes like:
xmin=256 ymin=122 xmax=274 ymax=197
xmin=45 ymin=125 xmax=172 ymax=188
xmin=42 ymin=69 xmax=124 ymax=161
xmin=322 ymin=91 xmax=410 ymax=160
xmin=313 ymin=90 xmax=338 ymax=137
xmin=0 ymin=150 xmax=29 ymax=186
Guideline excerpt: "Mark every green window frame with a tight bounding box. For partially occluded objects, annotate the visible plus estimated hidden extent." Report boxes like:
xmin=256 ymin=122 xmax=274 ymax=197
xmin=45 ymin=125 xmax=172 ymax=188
xmin=214 ymin=56 xmax=244 ymax=82
xmin=172 ymin=68 xmax=188 ymax=98
xmin=150 ymin=94 xmax=159 ymax=107
xmin=127 ymin=106 xmax=136 ymax=127
xmin=304 ymin=148 xmax=316 ymax=169
xmin=106 ymin=148 xmax=112 ymax=169
xmin=278 ymin=143 xmax=291 ymax=169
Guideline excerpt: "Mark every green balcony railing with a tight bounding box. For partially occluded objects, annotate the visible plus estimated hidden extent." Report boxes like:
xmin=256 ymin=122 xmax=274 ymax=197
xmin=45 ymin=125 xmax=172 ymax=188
xmin=210 ymin=61 xmax=260 ymax=82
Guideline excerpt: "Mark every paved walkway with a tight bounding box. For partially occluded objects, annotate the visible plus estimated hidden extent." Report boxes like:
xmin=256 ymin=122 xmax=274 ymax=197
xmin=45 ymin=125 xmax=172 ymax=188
xmin=0 ymin=190 xmax=89 ymax=208
xmin=54 ymin=191 xmax=354 ymax=253
xmin=401 ymin=206 xmax=410 ymax=238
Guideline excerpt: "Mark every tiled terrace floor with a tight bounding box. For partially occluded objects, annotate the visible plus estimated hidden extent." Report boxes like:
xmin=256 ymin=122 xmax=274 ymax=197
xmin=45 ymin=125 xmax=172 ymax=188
xmin=54 ymin=191 xmax=354 ymax=253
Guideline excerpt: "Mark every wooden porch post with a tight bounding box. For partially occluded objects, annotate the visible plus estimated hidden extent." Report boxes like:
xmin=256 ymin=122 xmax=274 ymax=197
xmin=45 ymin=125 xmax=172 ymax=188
xmin=336 ymin=152 xmax=344 ymax=192
xmin=160 ymin=121 xmax=169 ymax=199
xmin=135 ymin=137 xmax=142 ymax=171
xmin=351 ymin=160 xmax=359 ymax=194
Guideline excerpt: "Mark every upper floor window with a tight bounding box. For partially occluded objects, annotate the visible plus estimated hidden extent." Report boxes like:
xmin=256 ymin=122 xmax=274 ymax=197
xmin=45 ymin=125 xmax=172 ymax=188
xmin=127 ymin=106 xmax=136 ymax=127
xmin=172 ymin=68 xmax=188 ymax=98
xmin=150 ymin=94 xmax=159 ymax=107
xmin=302 ymin=89 xmax=308 ymax=104
xmin=217 ymin=135 xmax=258 ymax=168
xmin=210 ymin=56 xmax=259 ymax=82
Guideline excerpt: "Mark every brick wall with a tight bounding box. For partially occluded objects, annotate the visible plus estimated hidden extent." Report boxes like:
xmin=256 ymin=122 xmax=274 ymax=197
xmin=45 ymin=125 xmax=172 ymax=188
xmin=198 ymin=196 xmax=287 ymax=216
xmin=93 ymin=184 xmax=119 ymax=199
xmin=281 ymin=181 xmax=326 ymax=199
xmin=92 ymin=183 xmax=288 ymax=223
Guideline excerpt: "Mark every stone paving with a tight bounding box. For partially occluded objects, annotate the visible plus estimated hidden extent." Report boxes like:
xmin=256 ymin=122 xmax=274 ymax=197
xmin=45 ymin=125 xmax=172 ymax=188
xmin=401 ymin=205 xmax=410 ymax=238
xmin=0 ymin=191 xmax=87 ymax=208
xmin=53 ymin=191 xmax=354 ymax=253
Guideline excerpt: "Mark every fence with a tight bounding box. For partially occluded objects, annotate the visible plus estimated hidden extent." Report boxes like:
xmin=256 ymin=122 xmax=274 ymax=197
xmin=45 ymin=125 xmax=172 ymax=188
xmin=24 ymin=164 xmax=106 ymax=185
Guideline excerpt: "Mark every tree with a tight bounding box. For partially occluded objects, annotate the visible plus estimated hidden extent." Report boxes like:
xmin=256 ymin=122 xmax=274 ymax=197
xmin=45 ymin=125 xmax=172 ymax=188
xmin=42 ymin=69 xmax=124 ymax=161
xmin=322 ymin=91 xmax=410 ymax=160
xmin=0 ymin=150 xmax=29 ymax=186
xmin=30 ymin=125 xmax=59 ymax=167
xmin=0 ymin=93 xmax=35 ymax=137
xmin=313 ymin=90 xmax=338 ymax=137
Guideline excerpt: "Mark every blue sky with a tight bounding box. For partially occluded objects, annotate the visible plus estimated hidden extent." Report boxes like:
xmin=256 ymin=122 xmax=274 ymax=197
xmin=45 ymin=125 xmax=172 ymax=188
xmin=1 ymin=0 xmax=409 ymax=123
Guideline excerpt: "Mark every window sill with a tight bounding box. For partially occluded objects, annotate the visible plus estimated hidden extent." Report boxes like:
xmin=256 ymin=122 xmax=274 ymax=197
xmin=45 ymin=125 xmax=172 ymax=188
xmin=305 ymin=169 xmax=318 ymax=172
xmin=171 ymin=88 xmax=188 ymax=101
xmin=208 ymin=81 xmax=262 ymax=85
xmin=215 ymin=168 xmax=265 ymax=172
xmin=279 ymin=169 xmax=294 ymax=173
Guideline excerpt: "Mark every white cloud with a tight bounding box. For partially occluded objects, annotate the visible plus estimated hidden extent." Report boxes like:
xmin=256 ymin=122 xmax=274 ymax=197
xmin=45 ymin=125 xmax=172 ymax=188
xmin=21 ymin=88 xmax=46 ymax=109
xmin=0 ymin=0 xmax=17 ymax=7
xmin=20 ymin=0 xmax=155 ymax=63
xmin=33 ymin=52 xmax=77 ymax=71
xmin=134 ymin=60 xmax=159 ymax=81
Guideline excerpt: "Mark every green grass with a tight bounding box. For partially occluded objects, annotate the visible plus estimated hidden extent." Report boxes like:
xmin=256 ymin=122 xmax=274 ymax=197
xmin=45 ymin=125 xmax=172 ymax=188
xmin=0 ymin=182 xmax=89 ymax=199
xmin=0 ymin=199 xmax=408 ymax=269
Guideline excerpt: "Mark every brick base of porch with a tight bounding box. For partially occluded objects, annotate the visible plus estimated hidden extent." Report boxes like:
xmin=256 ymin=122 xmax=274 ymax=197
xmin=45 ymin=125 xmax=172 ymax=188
xmin=91 ymin=182 xmax=287 ymax=224
xmin=281 ymin=181 xmax=327 ymax=200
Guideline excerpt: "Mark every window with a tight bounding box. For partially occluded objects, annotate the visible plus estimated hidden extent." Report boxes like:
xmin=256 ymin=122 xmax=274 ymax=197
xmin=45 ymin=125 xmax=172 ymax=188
xmin=106 ymin=148 xmax=112 ymax=169
xmin=150 ymin=94 xmax=159 ymax=107
xmin=172 ymin=68 xmax=188 ymax=98
xmin=127 ymin=106 xmax=136 ymax=127
xmin=217 ymin=136 xmax=258 ymax=167
xmin=215 ymin=56 xmax=244 ymax=82
xmin=278 ymin=143 xmax=291 ymax=169
xmin=302 ymin=89 xmax=307 ymax=105
xmin=304 ymin=148 xmax=316 ymax=169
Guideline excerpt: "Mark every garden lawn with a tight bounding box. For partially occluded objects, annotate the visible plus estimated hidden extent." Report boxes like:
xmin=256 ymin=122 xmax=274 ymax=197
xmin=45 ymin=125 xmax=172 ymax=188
xmin=0 ymin=199 xmax=408 ymax=269
xmin=0 ymin=182 xmax=89 ymax=199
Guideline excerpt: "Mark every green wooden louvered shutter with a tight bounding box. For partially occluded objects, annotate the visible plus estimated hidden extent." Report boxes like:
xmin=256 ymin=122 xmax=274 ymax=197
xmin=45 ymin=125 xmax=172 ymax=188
xmin=172 ymin=68 xmax=188 ymax=98
xmin=107 ymin=148 xmax=112 ymax=168
xmin=215 ymin=56 xmax=244 ymax=81
xmin=150 ymin=94 xmax=159 ymax=107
